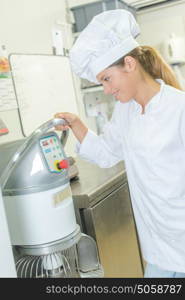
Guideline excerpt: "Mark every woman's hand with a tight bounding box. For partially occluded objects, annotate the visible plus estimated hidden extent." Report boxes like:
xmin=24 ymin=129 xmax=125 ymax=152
xmin=54 ymin=112 xmax=79 ymax=131
xmin=54 ymin=112 xmax=88 ymax=143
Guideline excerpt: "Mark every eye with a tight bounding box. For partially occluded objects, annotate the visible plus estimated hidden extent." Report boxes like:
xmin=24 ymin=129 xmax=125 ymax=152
xmin=103 ymin=76 xmax=110 ymax=82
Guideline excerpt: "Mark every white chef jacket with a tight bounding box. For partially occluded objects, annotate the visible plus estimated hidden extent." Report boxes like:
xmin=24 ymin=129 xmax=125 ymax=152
xmin=76 ymin=79 xmax=185 ymax=272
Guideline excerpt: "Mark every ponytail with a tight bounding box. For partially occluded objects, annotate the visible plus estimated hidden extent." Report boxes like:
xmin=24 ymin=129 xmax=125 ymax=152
xmin=113 ymin=46 xmax=182 ymax=90
xmin=134 ymin=46 xmax=181 ymax=90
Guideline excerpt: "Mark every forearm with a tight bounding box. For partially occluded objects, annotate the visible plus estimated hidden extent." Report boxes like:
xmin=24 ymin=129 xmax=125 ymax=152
xmin=76 ymin=130 xmax=123 ymax=168
xmin=70 ymin=119 xmax=88 ymax=143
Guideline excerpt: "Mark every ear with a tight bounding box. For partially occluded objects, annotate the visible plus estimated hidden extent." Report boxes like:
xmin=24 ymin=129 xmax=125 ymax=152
xmin=124 ymin=56 xmax=136 ymax=72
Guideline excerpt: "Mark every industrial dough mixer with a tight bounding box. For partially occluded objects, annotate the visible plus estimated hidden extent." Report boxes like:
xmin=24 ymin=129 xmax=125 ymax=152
xmin=0 ymin=118 xmax=103 ymax=278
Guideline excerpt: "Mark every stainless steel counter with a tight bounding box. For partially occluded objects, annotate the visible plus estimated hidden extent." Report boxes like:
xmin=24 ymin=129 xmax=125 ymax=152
xmin=70 ymin=157 xmax=127 ymax=207
xmin=70 ymin=157 xmax=143 ymax=278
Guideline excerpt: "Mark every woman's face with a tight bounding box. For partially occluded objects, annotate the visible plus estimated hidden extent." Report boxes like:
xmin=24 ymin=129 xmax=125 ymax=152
xmin=96 ymin=57 xmax=138 ymax=103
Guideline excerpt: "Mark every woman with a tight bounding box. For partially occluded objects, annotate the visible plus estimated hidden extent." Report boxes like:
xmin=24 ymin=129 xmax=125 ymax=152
xmin=55 ymin=9 xmax=185 ymax=278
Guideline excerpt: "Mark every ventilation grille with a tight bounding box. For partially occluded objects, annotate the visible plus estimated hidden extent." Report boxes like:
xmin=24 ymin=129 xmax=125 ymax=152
xmin=123 ymin=0 xmax=178 ymax=10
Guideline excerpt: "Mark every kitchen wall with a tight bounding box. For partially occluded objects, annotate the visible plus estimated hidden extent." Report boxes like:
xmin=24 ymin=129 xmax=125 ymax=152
xmin=0 ymin=0 xmax=68 ymax=54
xmin=137 ymin=1 xmax=185 ymax=87
xmin=137 ymin=1 xmax=185 ymax=47
xmin=0 ymin=0 xmax=82 ymax=157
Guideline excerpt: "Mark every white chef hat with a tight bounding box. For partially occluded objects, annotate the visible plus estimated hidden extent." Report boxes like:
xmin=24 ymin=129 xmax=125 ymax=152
xmin=69 ymin=9 xmax=140 ymax=84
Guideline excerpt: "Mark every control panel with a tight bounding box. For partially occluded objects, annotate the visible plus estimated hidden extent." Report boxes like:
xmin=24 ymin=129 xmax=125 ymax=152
xmin=39 ymin=134 xmax=68 ymax=173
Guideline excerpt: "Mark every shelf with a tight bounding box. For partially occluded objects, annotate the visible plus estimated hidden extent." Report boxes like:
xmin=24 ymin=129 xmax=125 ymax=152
xmin=81 ymin=85 xmax=103 ymax=93
xmin=73 ymin=32 xmax=81 ymax=38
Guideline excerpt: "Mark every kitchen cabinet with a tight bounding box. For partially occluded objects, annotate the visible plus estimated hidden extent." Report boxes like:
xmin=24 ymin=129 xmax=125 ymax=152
xmin=71 ymin=158 xmax=144 ymax=277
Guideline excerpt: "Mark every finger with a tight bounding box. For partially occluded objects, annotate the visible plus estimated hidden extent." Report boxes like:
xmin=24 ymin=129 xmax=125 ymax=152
xmin=54 ymin=113 xmax=65 ymax=119
xmin=55 ymin=124 xmax=70 ymax=131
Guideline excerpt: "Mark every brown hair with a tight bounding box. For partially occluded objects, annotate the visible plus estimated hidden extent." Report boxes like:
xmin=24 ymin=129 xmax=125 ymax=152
xmin=112 ymin=46 xmax=182 ymax=90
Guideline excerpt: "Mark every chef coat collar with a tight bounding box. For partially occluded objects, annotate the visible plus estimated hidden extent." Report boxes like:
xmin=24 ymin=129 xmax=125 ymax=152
xmin=132 ymin=79 xmax=164 ymax=114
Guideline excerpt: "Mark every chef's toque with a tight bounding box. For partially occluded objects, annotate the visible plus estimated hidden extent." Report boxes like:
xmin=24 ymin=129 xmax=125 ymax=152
xmin=69 ymin=9 xmax=140 ymax=83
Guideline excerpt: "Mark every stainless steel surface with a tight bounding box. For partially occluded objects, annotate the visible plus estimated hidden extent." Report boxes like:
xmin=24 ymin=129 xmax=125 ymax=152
xmin=16 ymin=246 xmax=79 ymax=278
xmin=83 ymin=183 xmax=143 ymax=277
xmin=0 ymin=120 xmax=104 ymax=278
xmin=76 ymin=233 xmax=104 ymax=277
xmin=68 ymin=156 xmax=79 ymax=180
xmin=15 ymin=228 xmax=104 ymax=278
xmin=16 ymin=226 xmax=81 ymax=256
xmin=0 ymin=118 xmax=70 ymax=194
xmin=71 ymin=158 xmax=127 ymax=207
xmin=59 ymin=129 xmax=69 ymax=148
xmin=0 ymin=118 xmax=68 ymax=190
xmin=1 ymin=133 xmax=69 ymax=195
xmin=71 ymin=158 xmax=143 ymax=278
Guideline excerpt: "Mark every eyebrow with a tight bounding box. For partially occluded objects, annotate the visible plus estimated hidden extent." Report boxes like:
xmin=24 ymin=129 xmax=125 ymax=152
xmin=98 ymin=75 xmax=104 ymax=82
xmin=99 ymin=74 xmax=107 ymax=81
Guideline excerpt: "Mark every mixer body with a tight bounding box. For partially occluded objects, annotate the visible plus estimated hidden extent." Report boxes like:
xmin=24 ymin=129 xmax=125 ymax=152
xmin=0 ymin=119 xmax=104 ymax=278
xmin=3 ymin=132 xmax=77 ymax=246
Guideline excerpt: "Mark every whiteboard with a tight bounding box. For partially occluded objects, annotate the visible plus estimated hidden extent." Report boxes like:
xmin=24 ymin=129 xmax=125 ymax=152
xmin=9 ymin=54 xmax=79 ymax=137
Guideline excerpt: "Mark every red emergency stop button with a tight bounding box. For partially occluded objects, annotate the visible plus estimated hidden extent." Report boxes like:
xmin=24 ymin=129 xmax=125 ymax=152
xmin=57 ymin=159 xmax=69 ymax=170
